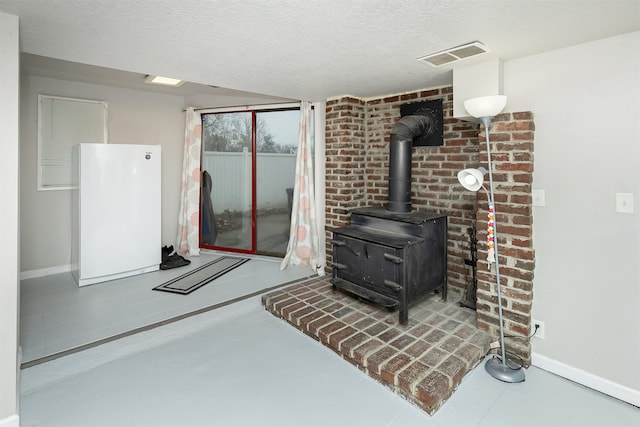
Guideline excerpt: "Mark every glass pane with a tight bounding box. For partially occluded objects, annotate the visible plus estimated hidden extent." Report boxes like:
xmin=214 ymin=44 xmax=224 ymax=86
xmin=201 ymin=112 xmax=254 ymax=252
xmin=255 ymin=110 xmax=300 ymax=256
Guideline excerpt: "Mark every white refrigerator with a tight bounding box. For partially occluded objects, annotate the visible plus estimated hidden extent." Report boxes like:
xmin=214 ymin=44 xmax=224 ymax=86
xmin=72 ymin=143 xmax=161 ymax=286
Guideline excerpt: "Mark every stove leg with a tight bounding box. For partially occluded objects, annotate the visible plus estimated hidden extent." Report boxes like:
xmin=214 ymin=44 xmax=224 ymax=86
xmin=399 ymin=287 xmax=408 ymax=325
xmin=399 ymin=306 xmax=408 ymax=325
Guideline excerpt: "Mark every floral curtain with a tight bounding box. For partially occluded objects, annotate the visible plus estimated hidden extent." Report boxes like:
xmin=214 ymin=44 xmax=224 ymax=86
xmin=175 ymin=107 xmax=202 ymax=256
xmin=280 ymin=101 xmax=325 ymax=275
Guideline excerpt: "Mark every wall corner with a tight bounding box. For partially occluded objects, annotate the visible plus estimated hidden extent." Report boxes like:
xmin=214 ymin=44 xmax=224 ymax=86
xmin=453 ymin=59 xmax=504 ymax=120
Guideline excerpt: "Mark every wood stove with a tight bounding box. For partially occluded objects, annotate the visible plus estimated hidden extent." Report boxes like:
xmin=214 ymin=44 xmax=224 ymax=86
xmin=330 ymin=109 xmax=448 ymax=324
xmin=331 ymin=207 xmax=447 ymax=324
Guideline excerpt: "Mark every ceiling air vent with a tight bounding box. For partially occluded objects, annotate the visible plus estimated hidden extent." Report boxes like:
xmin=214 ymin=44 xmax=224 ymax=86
xmin=417 ymin=41 xmax=491 ymax=67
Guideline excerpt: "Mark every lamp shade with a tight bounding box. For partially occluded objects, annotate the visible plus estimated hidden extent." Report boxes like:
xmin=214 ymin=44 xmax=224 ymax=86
xmin=457 ymin=167 xmax=487 ymax=192
xmin=464 ymin=95 xmax=507 ymax=118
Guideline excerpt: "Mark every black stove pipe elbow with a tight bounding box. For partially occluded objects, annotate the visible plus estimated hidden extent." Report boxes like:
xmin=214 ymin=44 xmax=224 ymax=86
xmin=387 ymin=114 xmax=436 ymax=213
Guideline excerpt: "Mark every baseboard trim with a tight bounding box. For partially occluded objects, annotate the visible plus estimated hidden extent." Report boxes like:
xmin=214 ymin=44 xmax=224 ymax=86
xmin=0 ymin=415 xmax=19 ymax=427
xmin=20 ymin=264 xmax=71 ymax=280
xmin=532 ymin=352 xmax=640 ymax=407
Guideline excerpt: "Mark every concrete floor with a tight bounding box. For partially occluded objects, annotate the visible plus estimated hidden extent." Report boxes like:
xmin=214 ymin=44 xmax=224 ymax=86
xmin=20 ymin=252 xmax=311 ymax=365
xmin=18 ymin=251 xmax=640 ymax=426
xmin=20 ymin=294 xmax=640 ymax=427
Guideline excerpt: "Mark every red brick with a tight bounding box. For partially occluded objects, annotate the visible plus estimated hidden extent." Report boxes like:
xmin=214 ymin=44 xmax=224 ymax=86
xmin=367 ymin=346 xmax=397 ymax=374
xmin=299 ymin=309 xmax=329 ymax=332
xmin=364 ymin=322 xmax=389 ymax=337
xmin=318 ymin=320 xmax=347 ymax=344
xmin=307 ymin=315 xmax=335 ymax=336
xmin=405 ymin=340 xmax=432 ymax=358
xmin=353 ymin=317 xmax=376 ymax=330
xmin=282 ymin=301 xmax=306 ymax=320
xmin=454 ymin=344 xmax=484 ymax=369
xmin=378 ymin=328 xmax=402 ymax=343
xmin=305 ymin=294 xmax=327 ymax=305
xmin=329 ymin=325 xmax=358 ymax=350
xmin=262 ymin=293 xmax=292 ymax=308
xmin=353 ymin=339 xmax=386 ymax=367
xmin=437 ymin=355 xmax=467 ymax=386
xmin=380 ymin=354 xmax=413 ymax=386
xmin=289 ymin=287 xmax=313 ymax=296
xmin=340 ymin=332 xmax=371 ymax=359
xmin=272 ymin=297 xmax=299 ymax=312
xmin=415 ymin=370 xmax=450 ymax=414
xmin=397 ymin=360 xmax=431 ymax=391
xmin=453 ymin=324 xmax=477 ymax=340
xmin=289 ymin=306 xmax=316 ymax=326
xmin=322 ymin=302 xmax=345 ymax=313
xmin=420 ymin=347 xmax=448 ymax=368
xmin=423 ymin=329 xmax=447 ymax=345
xmin=389 ymin=334 xmax=417 ymax=351
xmin=309 ymin=298 xmax=334 ymax=308
xmin=440 ymin=336 xmax=464 ymax=353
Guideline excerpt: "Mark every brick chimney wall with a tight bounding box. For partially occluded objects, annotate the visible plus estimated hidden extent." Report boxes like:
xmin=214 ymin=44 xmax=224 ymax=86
xmin=325 ymin=97 xmax=367 ymax=229
xmin=324 ymin=88 xmax=535 ymax=364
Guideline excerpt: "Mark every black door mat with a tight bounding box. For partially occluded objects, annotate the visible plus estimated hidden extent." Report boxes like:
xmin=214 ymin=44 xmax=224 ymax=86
xmin=153 ymin=256 xmax=249 ymax=295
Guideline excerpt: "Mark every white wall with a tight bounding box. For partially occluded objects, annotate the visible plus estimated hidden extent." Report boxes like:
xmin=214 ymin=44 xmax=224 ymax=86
xmin=0 ymin=11 xmax=20 ymax=427
xmin=505 ymin=32 xmax=640 ymax=401
xmin=20 ymin=75 xmax=186 ymax=273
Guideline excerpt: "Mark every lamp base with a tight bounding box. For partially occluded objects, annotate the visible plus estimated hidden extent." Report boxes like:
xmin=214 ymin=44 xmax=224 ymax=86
xmin=485 ymin=356 xmax=526 ymax=383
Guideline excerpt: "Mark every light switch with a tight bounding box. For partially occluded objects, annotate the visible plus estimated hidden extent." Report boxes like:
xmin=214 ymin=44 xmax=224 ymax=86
xmin=616 ymin=193 xmax=634 ymax=214
xmin=532 ymin=189 xmax=545 ymax=207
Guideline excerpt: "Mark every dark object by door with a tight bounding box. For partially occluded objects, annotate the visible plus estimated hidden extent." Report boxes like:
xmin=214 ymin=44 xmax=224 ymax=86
xmin=201 ymin=170 xmax=218 ymax=246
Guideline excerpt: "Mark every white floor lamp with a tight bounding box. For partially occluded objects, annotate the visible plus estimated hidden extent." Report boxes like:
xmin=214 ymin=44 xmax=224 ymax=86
xmin=457 ymin=95 xmax=525 ymax=383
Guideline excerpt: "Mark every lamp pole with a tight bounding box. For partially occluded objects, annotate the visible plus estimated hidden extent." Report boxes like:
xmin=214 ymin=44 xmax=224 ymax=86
xmin=479 ymin=116 xmax=525 ymax=383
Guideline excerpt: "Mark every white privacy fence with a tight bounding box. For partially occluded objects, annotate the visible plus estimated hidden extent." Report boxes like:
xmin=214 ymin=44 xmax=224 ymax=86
xmin=202 ymin=150 xmax=296 ymax=213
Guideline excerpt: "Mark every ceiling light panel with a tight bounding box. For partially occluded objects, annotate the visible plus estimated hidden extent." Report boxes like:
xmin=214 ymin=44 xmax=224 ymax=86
xmin=144 ymin=75 xmax=184 ymax=86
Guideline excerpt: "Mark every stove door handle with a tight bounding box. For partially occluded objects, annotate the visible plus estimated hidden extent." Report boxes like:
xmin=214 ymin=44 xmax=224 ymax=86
xmin=384 ymin=280 xmax=401 ymax=292
xmin=333 ymin=239 xmax=361 ymax=256
xmin=384 ymin=253 xmax=403 ymax=264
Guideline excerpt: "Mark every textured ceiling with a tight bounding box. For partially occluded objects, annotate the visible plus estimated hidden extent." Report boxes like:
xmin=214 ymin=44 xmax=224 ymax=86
xmin=2 ymin=0 xmax=639 ymax=102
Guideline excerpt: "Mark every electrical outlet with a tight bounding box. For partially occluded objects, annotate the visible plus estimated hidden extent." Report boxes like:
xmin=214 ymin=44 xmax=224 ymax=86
xmin=532 ymin=319 xmax=545 ymax=339
xmin=532 ymin=189 xmax=546 ymax=207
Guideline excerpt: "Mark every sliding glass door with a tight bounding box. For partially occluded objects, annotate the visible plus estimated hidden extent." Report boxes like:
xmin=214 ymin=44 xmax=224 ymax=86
xmin=200 ymin=108 xmax=302 ymax=257
xmin=255 ymin=110 xmax=299 ymax=256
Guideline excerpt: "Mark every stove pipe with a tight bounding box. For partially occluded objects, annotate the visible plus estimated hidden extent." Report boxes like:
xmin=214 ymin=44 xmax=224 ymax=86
xmin=387 ymin=114 xmax=436 ymax=213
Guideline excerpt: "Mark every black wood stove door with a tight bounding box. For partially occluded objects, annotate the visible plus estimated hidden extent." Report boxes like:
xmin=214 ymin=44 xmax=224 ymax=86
xmin=332 ymin=235 xmax=402 ymax=299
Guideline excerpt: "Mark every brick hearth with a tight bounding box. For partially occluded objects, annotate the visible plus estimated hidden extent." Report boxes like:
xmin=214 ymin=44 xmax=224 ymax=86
xmin=262 ymin=277 xmax=491 ymax=415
